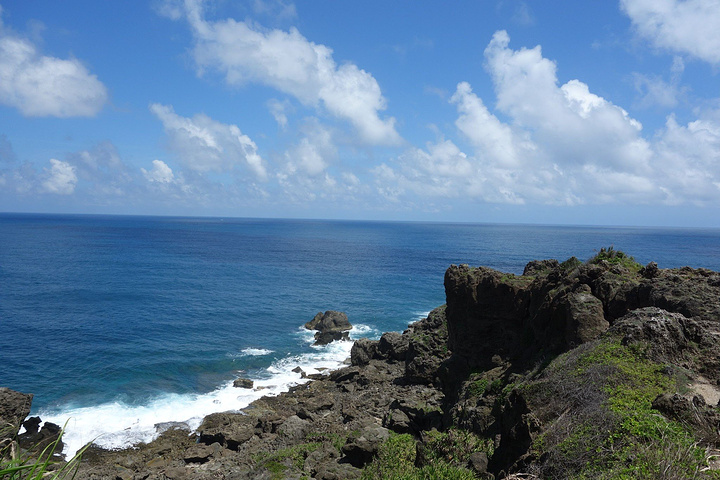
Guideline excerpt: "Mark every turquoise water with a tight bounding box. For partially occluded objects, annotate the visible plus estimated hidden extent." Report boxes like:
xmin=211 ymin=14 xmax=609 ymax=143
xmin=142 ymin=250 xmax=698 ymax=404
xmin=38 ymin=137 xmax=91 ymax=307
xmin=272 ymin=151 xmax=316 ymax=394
xmin=1 ymin=213 xmax=719 ymax=453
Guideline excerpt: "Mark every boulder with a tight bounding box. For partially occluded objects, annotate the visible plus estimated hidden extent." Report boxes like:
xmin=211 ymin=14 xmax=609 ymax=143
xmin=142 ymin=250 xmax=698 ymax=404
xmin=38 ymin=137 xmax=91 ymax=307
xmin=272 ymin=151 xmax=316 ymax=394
xmin=350 ymin=338 xmax=378 ymax=366
xmin=197 ymin=412 xmax=256 ymax=450
xmin=341 ymin=425 xmax=390 ymax=468
xmin=233 ymin=377 xmax=254 ymax=389
xmin=377 ymin=331 xmax=409 ymax=361
xmin=305 ymin=311 xmax=353 ymax=345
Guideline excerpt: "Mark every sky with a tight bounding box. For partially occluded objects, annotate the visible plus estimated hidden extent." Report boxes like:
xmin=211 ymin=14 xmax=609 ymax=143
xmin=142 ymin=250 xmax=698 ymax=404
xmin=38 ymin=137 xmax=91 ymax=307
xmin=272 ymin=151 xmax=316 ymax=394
xmin=1 ymin=0 xmax=720 ymax=227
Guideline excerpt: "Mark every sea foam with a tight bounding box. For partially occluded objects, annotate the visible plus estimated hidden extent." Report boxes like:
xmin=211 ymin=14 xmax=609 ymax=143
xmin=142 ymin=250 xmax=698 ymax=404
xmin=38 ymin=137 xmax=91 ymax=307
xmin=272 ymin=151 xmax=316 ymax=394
xmin=39 ymin=327 xmax=371 ymax=458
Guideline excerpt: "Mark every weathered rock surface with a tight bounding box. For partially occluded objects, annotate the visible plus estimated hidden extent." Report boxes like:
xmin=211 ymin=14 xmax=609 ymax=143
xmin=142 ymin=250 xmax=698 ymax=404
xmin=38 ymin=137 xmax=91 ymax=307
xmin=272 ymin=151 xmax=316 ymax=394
xmin=232 ymin=377 xmax=254 ymax=389
xmin=0 ymin=387 xmax=34 ymax=457
xmin=305 ymin=310 xmax=353 ymax=345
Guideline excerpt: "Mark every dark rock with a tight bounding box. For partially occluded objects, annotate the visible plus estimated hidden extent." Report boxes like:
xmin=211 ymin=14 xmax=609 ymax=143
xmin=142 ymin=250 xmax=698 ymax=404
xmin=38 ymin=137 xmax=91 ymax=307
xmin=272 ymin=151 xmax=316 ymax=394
xmin=17 ymin=421 xmax=63 ymax=456
xmin=469 ymin=451 xmax=489 ymax=474
xmin=233 ymin=377 xmax=254 ymax=389
xmin=314 ymin=330 xmax=350 ymax=345
xmin=341 ymin=425 xmax=390 ymax=468
xmin=22 ymin=416 xmax=41 ymax=435
xmin=523 ymin=259 xmax=559 ymax=276
xmin=305 ymin=311 xmax=353 ymax=346
xmin=0 ymin=388 xmax=33 ymax=442
xmin=197 ymin=412 xmax=256 ymax=450
xmin=378 ymin=331 xmax=409 ymax=361
xmin=351 ymin=338 xmax=378 ymax=366
xmin=183 ymin=442 xmax=220 ymax=463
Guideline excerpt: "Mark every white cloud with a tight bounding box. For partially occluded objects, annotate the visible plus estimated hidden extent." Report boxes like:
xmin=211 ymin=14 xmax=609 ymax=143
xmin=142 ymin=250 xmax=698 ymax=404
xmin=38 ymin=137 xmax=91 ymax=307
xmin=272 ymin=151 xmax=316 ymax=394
xmin=0 ymin=12 xmax=107 ymax=117
xmin=42 ymin=159 xmax=77 ymax=195
xmin=150 ymin=103 xmax=267 ymax=179
xmin=450 ymin=81 xmax=529 ymax=169
xmin=176 ymin=0 xmax=401 ymax=146
xmin=621 ymin=0 xmax=720 ymax=64
xmin=484 ymin=31 xmax=652 ymax=174
xmin=632 ymin=72 xmax=685 ymax=109
xmin=282 ymin=121 xmax=336 ymax=177
xmin=377 ymin=31 xmax=710 ymax=208
xmin=267 ymin=98 xmax=291 ymax=128
xmin=142 ymin=159 xmax=176 ymax=183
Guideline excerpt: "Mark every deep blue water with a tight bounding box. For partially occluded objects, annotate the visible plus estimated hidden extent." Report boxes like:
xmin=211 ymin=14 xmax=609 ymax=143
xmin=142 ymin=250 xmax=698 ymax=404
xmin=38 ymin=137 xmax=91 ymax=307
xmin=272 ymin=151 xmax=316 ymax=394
xmin=1 ymin=213 xmax=719 ymax=452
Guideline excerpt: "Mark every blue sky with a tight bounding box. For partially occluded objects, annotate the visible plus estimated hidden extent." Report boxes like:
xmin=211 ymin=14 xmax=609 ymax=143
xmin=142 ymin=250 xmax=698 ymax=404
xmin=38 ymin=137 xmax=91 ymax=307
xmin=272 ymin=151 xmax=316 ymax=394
xmin=1 ymin=0 xmax=719 ymax=226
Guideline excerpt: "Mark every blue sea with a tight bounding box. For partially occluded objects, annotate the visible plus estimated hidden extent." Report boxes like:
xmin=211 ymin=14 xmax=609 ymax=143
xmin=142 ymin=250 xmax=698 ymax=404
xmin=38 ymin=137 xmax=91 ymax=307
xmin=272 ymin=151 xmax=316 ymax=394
xmin=2 ymin=213 xmax=720 ymax=455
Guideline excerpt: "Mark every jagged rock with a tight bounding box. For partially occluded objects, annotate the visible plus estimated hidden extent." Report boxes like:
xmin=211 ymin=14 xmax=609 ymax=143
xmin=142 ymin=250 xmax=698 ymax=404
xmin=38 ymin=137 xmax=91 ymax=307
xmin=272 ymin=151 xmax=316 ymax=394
xmin=341 ymin=425 xmax=390 ymax=468
xmin=183 ymin=442 xmax=220 ymax=463
xmin=350 ymin=338 xmax=378 ymax=366
xmin=197 ymin=412 xmax=256 ymax=450
xmin=0 ymin=387 xmax=33 ymax=442
xmin=17 ymin=421 xmax=63 ymax=456
xmin=277 ymin=415 xmax=310 ymax=440
xmin=233 ymin=377 xmax=254 ymax=389
xmin=523 ymin=259 xmax=559 ymax=275
xmin=305 ymin=311 xmax=353 ymax=345
xmin=377 ymin=331 xmax=409 ymax=361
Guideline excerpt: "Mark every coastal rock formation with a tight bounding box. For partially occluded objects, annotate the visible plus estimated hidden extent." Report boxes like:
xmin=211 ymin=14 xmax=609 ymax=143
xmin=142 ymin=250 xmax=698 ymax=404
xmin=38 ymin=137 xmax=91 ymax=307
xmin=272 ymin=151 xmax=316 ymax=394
xmin=304 ymin=310 xmax=353 ymax=345
xmin=7 ymin=252 xmax=720 ymax=479
xmin=0 ymin=388 xmax=33 ymax=456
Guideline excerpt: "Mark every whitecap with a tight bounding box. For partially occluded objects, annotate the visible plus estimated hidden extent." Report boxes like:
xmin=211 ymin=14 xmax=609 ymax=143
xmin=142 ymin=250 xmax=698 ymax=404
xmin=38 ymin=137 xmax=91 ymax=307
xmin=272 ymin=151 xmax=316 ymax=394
xmin=239 ymin=347 xmax=274 ymax=356
xmin=41 ymin=332 xmax=357 ymax=458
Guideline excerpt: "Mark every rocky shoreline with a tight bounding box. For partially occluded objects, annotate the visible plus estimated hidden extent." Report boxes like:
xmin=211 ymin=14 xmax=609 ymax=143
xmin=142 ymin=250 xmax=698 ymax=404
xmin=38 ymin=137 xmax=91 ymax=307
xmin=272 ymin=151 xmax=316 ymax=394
xmin=3 ymin=251 xmax=720 ymax=479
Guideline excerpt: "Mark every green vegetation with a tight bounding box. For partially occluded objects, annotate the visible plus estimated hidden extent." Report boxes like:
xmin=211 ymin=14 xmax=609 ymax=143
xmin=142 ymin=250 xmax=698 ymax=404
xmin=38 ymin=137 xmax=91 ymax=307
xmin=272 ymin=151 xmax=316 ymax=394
xmin=253 ymin=442 xmax=321 ymax=479
xmin=0 ymin=424 xmax=86 ymax=480
xmin=531 ymin=338 xmax=718 ymax=479
xmin=560 ymin=256 xmax=582 ymax=271
xmin=588 ymin=246 xmax=642 ymax=272
xmin=499 ymin=273 xmax=535 ymax=287
xmin=361 ymin=431 xmax=488 ymax=480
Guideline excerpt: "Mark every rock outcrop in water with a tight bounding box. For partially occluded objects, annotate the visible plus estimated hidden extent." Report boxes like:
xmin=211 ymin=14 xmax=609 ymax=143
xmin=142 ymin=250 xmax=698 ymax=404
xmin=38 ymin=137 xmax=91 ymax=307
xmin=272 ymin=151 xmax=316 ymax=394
xmin=5 ymin=251 xmax=720 ymax=479
xmin=305 ymin=310 xmax=353 ymax=345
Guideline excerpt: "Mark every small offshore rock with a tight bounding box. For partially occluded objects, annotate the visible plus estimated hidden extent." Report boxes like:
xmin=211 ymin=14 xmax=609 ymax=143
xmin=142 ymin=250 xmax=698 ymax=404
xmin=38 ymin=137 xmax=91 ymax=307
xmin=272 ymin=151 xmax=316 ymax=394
xmin=305 ymin=311 xmax=353 ymax=345
xmin=233 ymin=377 xmax=254 ymax=389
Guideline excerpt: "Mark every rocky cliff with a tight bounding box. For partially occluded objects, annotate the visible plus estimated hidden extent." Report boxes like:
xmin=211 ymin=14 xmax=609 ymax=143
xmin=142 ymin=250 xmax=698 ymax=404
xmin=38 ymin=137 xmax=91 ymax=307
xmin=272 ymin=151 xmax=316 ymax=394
xmin=4 ymin=251 xmax=720 ymax=479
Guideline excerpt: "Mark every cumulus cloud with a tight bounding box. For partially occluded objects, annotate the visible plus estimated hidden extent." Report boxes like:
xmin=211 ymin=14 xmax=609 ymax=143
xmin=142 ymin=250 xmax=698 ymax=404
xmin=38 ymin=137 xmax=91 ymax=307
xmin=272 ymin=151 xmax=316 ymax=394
xmin=621 ymin=0 xmax=720 ymax=64
xmin=42 ymin=159 xmax=77 ymax=195
xmin=281 ymin=120 xmax=336 ymax=177
xmin=0 ymin=11 xmax=107 ymax=117
xmin=142 ymin=159 xmax=176 ymax=183
xmin=172 ymin=0 xmax=400 ymax=146
xmin=376 ymin=31 xmax=720 ymax=208
xmin=150 ymin=103 xmax=267 ymax=179
xmin=267 ymin=98 xmax=291 ymax=128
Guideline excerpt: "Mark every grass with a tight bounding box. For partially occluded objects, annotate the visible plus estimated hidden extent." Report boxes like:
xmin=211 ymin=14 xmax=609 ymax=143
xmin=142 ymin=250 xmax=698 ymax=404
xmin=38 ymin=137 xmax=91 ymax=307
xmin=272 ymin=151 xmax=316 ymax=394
xmin=252 ymin=441 xmax=321 ymax=479
xmin=0 ymin=422 xmax=87 ymax=480
xmin=588 ymin=246 xmax=642 ymax=273
xmin=530 ymin=338 xmax=719 ymax=479
xmin=360 ymin=432 xmax=486 ymax=480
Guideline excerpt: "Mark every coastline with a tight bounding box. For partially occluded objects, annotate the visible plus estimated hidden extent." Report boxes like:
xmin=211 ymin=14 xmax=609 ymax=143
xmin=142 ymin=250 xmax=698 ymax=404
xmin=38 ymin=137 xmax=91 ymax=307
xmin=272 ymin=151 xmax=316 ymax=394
xmin=4 ymin=255 xmax=720 ymax=479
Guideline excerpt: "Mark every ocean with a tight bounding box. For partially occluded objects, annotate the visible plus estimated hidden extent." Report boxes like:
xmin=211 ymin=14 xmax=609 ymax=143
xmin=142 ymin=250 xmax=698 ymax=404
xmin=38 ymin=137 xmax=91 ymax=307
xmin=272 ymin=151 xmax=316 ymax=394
xmin=1 ymin=213 xmax=720 ymax=456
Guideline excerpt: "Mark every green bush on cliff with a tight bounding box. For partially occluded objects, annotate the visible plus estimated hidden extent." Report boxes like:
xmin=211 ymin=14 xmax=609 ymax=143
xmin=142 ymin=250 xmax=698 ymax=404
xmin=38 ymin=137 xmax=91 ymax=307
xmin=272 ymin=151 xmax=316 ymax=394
xmin=361 ymin=432 xmax=478 ymax=480
xmin=588 ymin=246 xmax=641 ymax=272
xmin=530 ymin=338 xmax=718 ymax=479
